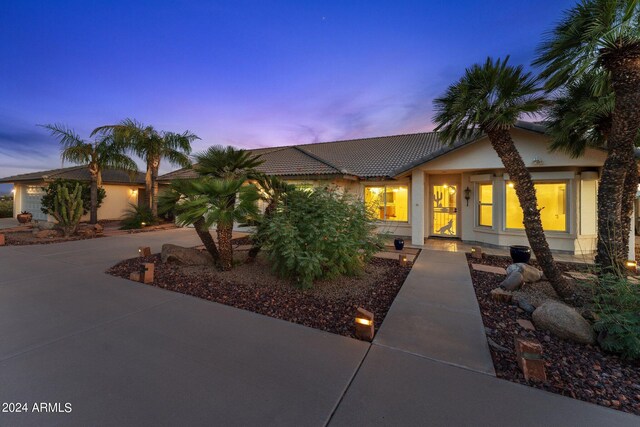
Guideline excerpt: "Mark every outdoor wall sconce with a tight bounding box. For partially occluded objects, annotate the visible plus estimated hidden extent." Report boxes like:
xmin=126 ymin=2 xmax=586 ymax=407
xmin=399 ymin=254 xmax=408 ymax=267
xmin=139 ymin=246 xmax=151 ymax=257
xmin=626 ymin=260 xmax=637 ymax=274
xmin=355 ymin=307 xmax=374 ymax=341
xmin=464 ymin=186 xmax=471 ymax=206
xmin=129 ymin=189 xmax=138 ymax=197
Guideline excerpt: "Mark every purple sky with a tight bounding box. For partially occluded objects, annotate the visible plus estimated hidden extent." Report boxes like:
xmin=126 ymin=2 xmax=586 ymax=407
xmin=0 ymin=0 xmax=576 ymax=190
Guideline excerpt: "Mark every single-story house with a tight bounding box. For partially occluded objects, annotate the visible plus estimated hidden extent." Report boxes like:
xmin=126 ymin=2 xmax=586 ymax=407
xmin=161 ymin=121 xmax=633 ymax=256
xmin=0 ymin=166 xmax=147 ymax=222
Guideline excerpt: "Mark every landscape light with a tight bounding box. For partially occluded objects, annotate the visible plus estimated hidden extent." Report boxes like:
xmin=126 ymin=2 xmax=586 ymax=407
xmin=138 ymin=246 xmax=151 ymax=257
xmin=626 ymin=260 xmax=637 ymax=274
xmin=471 ymin=246 xmax=482 ymax=259
xmin=399 ymin=254 xmax=408 ymax=267
xmin=354 ymin=307 xmax=374 ymax=341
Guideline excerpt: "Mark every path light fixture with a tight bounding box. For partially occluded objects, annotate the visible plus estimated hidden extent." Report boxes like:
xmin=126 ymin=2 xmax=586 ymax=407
xmin=464 ymin=186 xmax=471 ymax=206
xmin=355 ymin=307 xmax=374 ymax=341
xmin=626 ymin=260 xmax=637 ymax=274
xmin=142 ymin=263 xmax=154 ymax=284
xmin=0 ymin=234 xmax=5 ymax=246
xmin=139 ymin=246 xmax=151 ymax=257
xmin=471 ymin=246 xmax=482 ymax=260
xmin=399 ymin=254 xmax=408 ymax=267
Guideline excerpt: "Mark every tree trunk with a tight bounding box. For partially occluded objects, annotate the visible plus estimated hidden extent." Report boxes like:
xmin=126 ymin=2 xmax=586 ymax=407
xmin=151 ymin=165 xmax=159 ymax=218
xmin=194 ymin=217 xmax=221 ymax=267
xmin=89 ymin=174 xmax=98 ymax=224
xmin=620 ymin=163 xmax=638 ymax=261
xmin=144 ymin=163 xmax=153 ymax=210
xmin=596 ymin=50 xmax=640 ymax=273
xmin=487 ymin=128 xmax=574 ymax=300
xmin=217 ymin=224 xmax=233 ymax=271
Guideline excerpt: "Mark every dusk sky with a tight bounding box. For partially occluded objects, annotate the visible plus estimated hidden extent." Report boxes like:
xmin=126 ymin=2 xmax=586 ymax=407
xmin=0 ymin=0 xmax=576 ymax=191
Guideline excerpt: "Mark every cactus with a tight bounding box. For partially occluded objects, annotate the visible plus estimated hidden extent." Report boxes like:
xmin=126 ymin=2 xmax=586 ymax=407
xmin=434 ymin=191 xmax=443 ymax=208
xmin=51 ymin=183 xmax=84 ymax=236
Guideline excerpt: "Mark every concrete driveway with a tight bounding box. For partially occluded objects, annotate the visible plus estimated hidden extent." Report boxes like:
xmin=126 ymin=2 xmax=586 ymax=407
xmin=0 ymin=229 xmax=637 ymax=426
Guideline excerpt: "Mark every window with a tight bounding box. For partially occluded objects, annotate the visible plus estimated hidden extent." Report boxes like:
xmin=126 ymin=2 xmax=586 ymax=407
xmin=505 ymin=182 xmax=567 ymax=232
xmin=364 ymin=185 xmax=408 ymax=221
xmin=477 ymin=183 xmax=493 ymax=227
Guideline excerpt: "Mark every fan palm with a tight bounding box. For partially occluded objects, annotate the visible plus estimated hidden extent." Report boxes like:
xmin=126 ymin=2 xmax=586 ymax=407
xmin=170 ymin=177 xmax=260 ymax=270
xmin=433 ymin=56 xmax=574 ymax=299
xmin=92 ymin=119 xmax=197 ymax=217
xmin=193 ymin=145 xmax=264 ymax=179
xmin=42 ymin=124 xmax=138 ymax=224
xmin=545 ymin=69 xmax=639 ymax=262
xmin=534 ymin=0 xmax=640 ymax=271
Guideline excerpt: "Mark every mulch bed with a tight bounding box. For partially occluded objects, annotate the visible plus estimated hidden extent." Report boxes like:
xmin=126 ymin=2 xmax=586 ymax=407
xmin=468 ymin=253 xmax=640 ymax=415
xmin=1 ymin=230 xmax=103 ymax=246
xmin=106 ymin=244 xmax=413 ymax=338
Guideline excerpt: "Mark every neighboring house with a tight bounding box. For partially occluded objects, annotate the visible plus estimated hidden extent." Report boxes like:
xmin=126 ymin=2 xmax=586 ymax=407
xmin=0 ymin=166 xmax=146 ymax=222
xmin=159 ymin=121 xmax=628 ymax=256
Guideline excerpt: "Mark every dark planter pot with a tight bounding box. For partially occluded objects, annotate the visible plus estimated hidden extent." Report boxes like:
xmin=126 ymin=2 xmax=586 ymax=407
xmin=17 ymin=213 xmax=32 ymax=224
xmin=394 ymin=238 xmax=405 ymax=251
xmin=510 ymin=245 xmax=531 ymax=264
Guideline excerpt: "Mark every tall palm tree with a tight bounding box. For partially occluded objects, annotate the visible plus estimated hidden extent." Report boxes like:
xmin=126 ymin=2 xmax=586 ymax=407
xmin=42 ymin=124 xmax=138 ymax=224
xmin=534 ymin=0 xmax=640 ymax=271
xmin=433 ymin=57 xmax=574 ymax=299
xmin=92 ymin=119 xmax=197 ymax=217
xmin=545 ymin=69 xmax=639 ymax=262
xmin=165 ymin=177 xmax=260 ymax=270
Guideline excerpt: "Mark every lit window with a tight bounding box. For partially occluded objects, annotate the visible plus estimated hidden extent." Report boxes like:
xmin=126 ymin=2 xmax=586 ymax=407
xmin=478 ymin=183 xmax=493 ymax=227
xmin=505 ymin=182 xmax=567 ymax=232
xmin=364 ymin=185 xmax=408 ymax=222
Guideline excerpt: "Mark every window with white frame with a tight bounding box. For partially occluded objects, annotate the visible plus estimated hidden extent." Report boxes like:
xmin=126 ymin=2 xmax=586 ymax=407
xmin=477 ymin=183 xmax=493 ymax=227
xmin=364 ymin=185 xmax=409 ymax=221
xmin=505 ymin=181 xmax=568 ymax=232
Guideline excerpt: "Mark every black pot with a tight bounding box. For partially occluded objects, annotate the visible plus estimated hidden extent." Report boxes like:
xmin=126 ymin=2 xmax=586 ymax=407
xmin=510 ymin=245 xmax=531 ymax=264
xmin=394 ymin=238 xmax=405 ymax=251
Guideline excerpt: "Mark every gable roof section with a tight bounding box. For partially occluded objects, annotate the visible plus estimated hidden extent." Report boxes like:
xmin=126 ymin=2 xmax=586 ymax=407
xmin=158 ymin=121 xmax=548 ymax=181
xmin=0 ymin=165 xmax=146 ymax=185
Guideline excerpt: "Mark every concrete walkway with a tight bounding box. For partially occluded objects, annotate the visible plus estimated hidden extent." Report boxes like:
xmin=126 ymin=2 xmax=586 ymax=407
xmin=0 ymin=230 xmax=637 ymax=426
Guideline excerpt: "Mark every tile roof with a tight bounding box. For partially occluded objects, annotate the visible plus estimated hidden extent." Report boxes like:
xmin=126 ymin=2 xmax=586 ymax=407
xmin=158 ymin=121 xmax=545 ymax=181
xmin=0 ymin=165 xmax=146 ymax=184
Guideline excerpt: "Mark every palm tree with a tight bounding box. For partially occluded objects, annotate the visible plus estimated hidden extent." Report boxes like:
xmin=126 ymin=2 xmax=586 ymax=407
xmin=166 ymin=177 xmax=260 ymax=270
xmin=42 ymin=124 xmax=138 ymax=224
xmin=159 ymin=146 xmax=265 ymax=270
xmin=92 ymin=119 xmax=197 ymax=217
xmin=248 ymin=174 xmax=295 ymax=259
xmin=545 ymin=70 xmax=639 ymax=264
xmin=433 ymin=56 xmax=574 ymax=299
xmin=534 ymin=0 xmax=640 ymax=271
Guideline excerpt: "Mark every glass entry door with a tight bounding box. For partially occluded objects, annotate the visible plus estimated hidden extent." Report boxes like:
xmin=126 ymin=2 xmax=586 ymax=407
xmin=432 ymin=184 xmax=458 ymax=237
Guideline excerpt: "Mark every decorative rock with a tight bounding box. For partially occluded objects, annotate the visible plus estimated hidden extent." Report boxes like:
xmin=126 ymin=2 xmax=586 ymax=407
xmin=487 ymin=337 xmax=510 ymax=353
xmin=513 ymin=294 xmax=536 ymax=314
xmin=517 ymin=318 xmax=536 ymax=331
xmin=472 ymin=263 xmax=506 ymax=275
xmin=532 ymin=301 xmax=595 ymax=344
xmin=490 ymin=288 xmax=513 ymax=303
xmin=161 ymin=244 xmax=214 ymax=266
xmin=506 ymin=263 xmax=544 ymax=283
xmin=500 ymin=270 xmax=524 ymax=291
xmin=129 ymin=272 xmax=141 ymax=282
xmin=36 ymin=221 xmax=56 ymax=230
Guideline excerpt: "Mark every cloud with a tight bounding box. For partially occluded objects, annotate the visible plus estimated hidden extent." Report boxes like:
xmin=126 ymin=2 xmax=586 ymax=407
xmin=0 ymin=115 xmax=59 ymax=172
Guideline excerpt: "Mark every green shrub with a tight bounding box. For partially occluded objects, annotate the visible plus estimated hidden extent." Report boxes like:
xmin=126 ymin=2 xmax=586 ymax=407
xmin=258 ymin=187 xmax=384 ymax=288
xmin=41 ymin=179 xmax=106 ymax=216
xmin=120 ymin=203 xmax=157 ymax=229
xmin=0 ymin=197 xmax=12 ymax=218
xmin=592 ymin=273 xmax=640 ymax=359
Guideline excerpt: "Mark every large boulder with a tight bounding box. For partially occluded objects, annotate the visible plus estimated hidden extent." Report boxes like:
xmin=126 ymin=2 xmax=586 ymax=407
xmin=532 ymin=301 xmax=594 ymax=344
xmin=35 ymin=221 xmax=57 ymax=231
xmin=161 ymin=244 xmax=214 ymax=266
xmin=500 ymin=271 xmax=524 ymax=291
xmin=506 ymin=263 xmax=544 ymax=283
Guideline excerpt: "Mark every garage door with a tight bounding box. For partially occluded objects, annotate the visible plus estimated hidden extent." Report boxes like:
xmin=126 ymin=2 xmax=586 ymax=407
xmin=22 ymin=185 xmax=47 ymax=221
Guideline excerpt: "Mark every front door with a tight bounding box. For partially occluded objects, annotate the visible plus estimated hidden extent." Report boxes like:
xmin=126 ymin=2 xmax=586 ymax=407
xmin=432 ymin=184 xmax=458 ymax=237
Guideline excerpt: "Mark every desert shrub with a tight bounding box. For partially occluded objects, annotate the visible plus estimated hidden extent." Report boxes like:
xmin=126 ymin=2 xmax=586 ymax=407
xmin=258 ymin=187 xmax=384 ymax=288
xmin=50 ymin=183 xmax=84 ymax=236
xmin=592 ymin=273 xmax=640 ymax=359
xmin=41 ymin=179 xmax=106 ymax=216
xmin=0 ymin=196 xmax=12 ymax=218
xmin=120 ymin=203 xmax=158 ymax=229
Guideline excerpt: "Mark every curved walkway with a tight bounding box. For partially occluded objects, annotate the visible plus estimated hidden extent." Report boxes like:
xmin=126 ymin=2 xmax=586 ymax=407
xmin=0 ymin=231 xmax=637 ymax=426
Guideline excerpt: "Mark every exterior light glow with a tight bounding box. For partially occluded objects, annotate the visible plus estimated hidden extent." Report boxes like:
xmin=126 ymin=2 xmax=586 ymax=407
xmin=355 ymin=317 xmax=372 ymax=326
xmin=354 ymin=307 xmax=375 ymax=341
xmin=626 ymin=260 xmax=637 ymax=273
